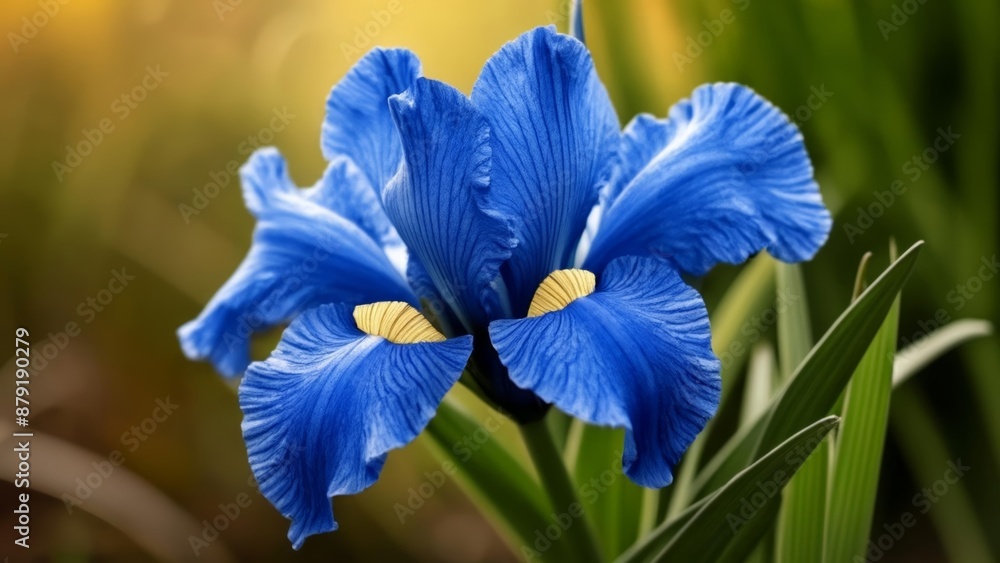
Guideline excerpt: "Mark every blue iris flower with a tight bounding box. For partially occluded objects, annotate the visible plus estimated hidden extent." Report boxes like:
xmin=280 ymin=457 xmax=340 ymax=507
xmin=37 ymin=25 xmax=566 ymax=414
xmin=178 ymin=26 xmax=830 ymax=548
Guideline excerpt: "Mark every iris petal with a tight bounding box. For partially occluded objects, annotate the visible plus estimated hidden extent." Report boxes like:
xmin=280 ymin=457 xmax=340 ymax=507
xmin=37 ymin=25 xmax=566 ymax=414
xmin=177 ymin=149 xmax=415 ymax=376
xmin=585 ymin=83 xmax=832 ymax=276
xmin=471 ymin=26 xmax=619 ymax=317
xmin=240 ymin=304 xmax=472 ymax=548
xmin=384 ymin=78 xmax=515 ymax=330
xmin=321 ymin=48 xmax=421 ymax=196
xmin=490 ymin=257 xmax=720 ymax=487
xmin=305 ymin=155 xmax=399 ymax=248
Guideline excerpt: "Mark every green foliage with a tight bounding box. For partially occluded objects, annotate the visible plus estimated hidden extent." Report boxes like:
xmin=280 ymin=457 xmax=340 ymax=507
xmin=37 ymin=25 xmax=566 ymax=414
xmin=428 ymin=238 xmax=1000 ymax=563
xmin=423 ymin=400 xmax=574 ymax=560
xmin=620 ymin=417 xmax=839 ymax=563
xmin=824 ymin=292 xmax=900 ymax=562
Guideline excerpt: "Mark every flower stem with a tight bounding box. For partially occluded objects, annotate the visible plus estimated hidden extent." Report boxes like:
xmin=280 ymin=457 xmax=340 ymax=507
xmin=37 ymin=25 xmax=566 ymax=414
xmin=519 ymin=419 xmax=605 ymax=563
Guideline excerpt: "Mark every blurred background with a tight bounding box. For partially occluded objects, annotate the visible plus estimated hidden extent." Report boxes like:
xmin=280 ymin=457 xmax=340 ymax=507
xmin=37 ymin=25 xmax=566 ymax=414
xmin=0 ymin=0 xmax=996 ymax=561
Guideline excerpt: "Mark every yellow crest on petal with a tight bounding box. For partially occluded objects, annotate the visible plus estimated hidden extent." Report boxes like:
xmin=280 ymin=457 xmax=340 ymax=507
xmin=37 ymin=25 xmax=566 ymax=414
xmin=527 ymin=269 xmax=597 ymax=318
xmin=353 ymin=301 xmax=445 ymax=344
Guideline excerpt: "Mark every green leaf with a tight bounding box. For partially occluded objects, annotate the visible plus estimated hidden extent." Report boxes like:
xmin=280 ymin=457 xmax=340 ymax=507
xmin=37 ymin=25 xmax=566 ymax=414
xmin=691 ymin=242 xmax=922 ymax=501
xmin=519 ymin=420 xmax=604 ymax=563
xmin=775 ymin=262 xmax=814 ymax=381
xmin=618 ymin=418 xmax=838 ymax=563
xmin=689 ymin=412 xmax=766 ymax=501
xmin=776 ymin=441 xmax=830 ymax=563
xmin=717 ymin=502 xmax=780 ymax=563
xmin=662 ymin=427 xmax=708 ymax=520
xmin=752 ymin=241 xmax=922 ymax=457
xmin=423 ymin=399 xmax=572 ymax=560
xmin=566 ymin=422 xmax=644 ymax=560
xmin=713 ymin=253 xmax=778 ymax=395
xmin=741 ymin=343 xmax=777 ymax=428
xmin=546 ymin=408 xmax=573 ymax=452
xmin=893 ymin=318 xmax=993 ymax=387
xmin=851 ymin=251 xmax=874 ymax=300
xmin=824 ymin=293 xmax=900 ymax=562
xmin=618 ymin=495 xmax=706 ymax=563
xmin=774 ymin=262 xmax=826 ymax=563
xmin=648 ymin=417 xmax=840 ymax=563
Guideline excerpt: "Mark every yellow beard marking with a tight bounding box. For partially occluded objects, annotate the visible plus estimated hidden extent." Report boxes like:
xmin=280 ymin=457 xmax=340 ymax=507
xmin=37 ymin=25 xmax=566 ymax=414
xmin=353 ymin=301 xmax=446 ymax=344
xmin=527 ymin=269 xmax=597 ymax=318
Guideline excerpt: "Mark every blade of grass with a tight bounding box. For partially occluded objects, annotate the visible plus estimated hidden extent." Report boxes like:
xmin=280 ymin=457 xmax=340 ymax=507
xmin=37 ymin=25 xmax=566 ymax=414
xmin=423 ymin=400 xmax=574 ymax=561
xmin=689 ymin=413 xmax=766 ymax=503
xmin=724 ymin=344 xmax=781 ymax=557
xmin=893 ymin=319 xmax=993 ymax=387
xmin=649 ymin=417 xmax=840 ymax=563
xmin=663 ymin=427 xmax=709 ymax=520
xmin=774 ymin=262 xmax=826 ymax=563
xmin=619 ymin=418 xmax=837 ymax=563
xmin=567 ymin=422 xmax=644 ymax=560
xmin=776 ymin=440 xmax=831 ymax=563
xmin=713 ymin=254 xmax=778 ymax=400
xmin=717 ymin=502 xmax=780 ymax=563
xmin=520 ymin=420 xmax=604 ymax=563
xmin=546 ymin=408 xmax=573 ymax=452
xmin=691 ymin=242 xmax=922 ymax=501
xmin=741 ymin=343 xmax=776 ymax=428
xmin=619 ymin=493 xmax=708 ymax=563
xmin=775 ymin=263 xmax=814 ymax=380
xmin=852 ymin=252 xmax=874 ymax=300
xmin=752 ymin=241 xmax=922 ymax=457
xmin=831 ymin=251 xmax=882 ymax=418
xmin=824 ymin=293 xmax=900 ymax=562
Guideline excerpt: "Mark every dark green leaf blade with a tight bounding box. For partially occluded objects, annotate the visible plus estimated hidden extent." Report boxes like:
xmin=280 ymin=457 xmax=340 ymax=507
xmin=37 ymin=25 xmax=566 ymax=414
xmin=423 ymin=400 xmax=569 ymax=559
xmin=753 ymin=241 xmax=922 ymax=457
xmin=824 ymin=294 xmax=899 ymax=562
xmin=652 ymin=417 xmax=840 ymax=563
xmin=618 ymin=417 xmax=838 ymax=563
xmin=691 ymin=242 xmax=922 ymax=501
